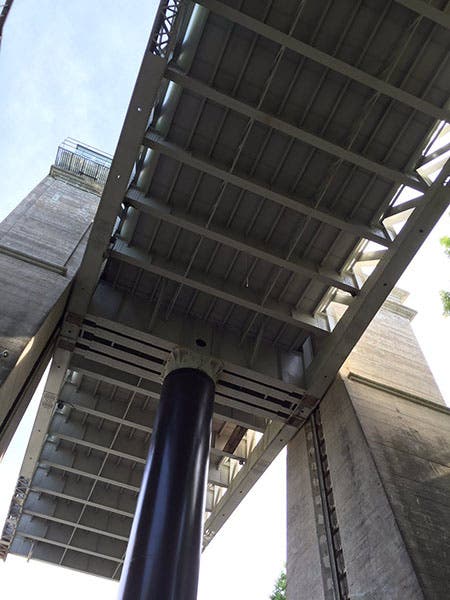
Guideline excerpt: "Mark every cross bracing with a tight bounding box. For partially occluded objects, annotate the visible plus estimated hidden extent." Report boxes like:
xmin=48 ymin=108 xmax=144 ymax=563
xmin=2 ymin=0 xmax=450 ymax=579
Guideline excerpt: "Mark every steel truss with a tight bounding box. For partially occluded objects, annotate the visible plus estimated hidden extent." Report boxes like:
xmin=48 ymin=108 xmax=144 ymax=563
xmin=4 ymin=0 xmax=450 ymax=573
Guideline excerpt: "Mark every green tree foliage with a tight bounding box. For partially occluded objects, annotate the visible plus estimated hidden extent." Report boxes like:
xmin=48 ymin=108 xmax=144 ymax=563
xmin=441 ymin=236 xmax=450 ymax=258
xmin=270 ymin=570 xmax=286 ymax=600
xmin=440 ymin=291 xmax=450 ymax=316
xmin=440 ymin=236 xmax=450 ymax=317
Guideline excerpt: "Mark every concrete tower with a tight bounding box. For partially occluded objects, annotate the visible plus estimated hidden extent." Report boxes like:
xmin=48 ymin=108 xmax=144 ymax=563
xmin=0 ymin=140 xmax=106 ymax=460
xmin=287 ymin=291 xmax=450 ymax=599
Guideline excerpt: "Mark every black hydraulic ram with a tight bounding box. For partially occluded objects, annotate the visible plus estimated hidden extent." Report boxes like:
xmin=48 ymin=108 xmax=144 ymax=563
xmin=118 ymin=363 xmax=217 ymax=600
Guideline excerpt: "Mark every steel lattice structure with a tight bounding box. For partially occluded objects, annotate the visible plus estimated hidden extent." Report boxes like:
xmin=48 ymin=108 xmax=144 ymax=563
xmin=2 ymin=0 xmax=450 ymax=580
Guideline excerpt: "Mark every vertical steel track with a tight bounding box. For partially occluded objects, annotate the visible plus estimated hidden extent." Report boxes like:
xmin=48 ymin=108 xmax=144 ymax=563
xmin=311 ymin=410 xmax=350 ymax=600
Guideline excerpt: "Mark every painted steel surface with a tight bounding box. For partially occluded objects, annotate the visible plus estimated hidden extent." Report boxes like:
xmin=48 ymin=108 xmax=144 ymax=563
xmin=118 ymin=368 xmax=214 ymax=600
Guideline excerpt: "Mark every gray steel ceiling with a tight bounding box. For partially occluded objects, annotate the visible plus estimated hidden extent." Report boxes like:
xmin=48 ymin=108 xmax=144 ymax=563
xmin=2 ymin=0 xmax=450 ymax=580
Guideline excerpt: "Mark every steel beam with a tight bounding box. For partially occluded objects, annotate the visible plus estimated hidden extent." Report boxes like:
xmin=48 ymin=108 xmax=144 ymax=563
xmin=144 ymin=134 xmax=391 ymax=247
xmin=11 ymin=52 xmax=171 ymax=497
xmin=384 ymin=196 xmax=423 ymax=218
xmin=394 ymin=0 xmax=450 ymax=30
xmin=18 ymin=346 xmax=74 ymax=483
xmin=357 ymin=249 xmax=386 ymax=263
xmin=83 ymin=291 xmax=307 ymax=417
xmin=210 ymin=446 xmax=246 ymax=463
xmin=83 ymin=292 xmax=304 ymax=402
xmin=417 ymin=140 xmax=450 ymax=168
xmin=197 ymin=0 xmax=450 ymax=121
xmin=306 ymin=160 xmax=450 ymax=399
xmin=51 ymin=433 xmax=146 ymax=464
xmin=73 ymin=338 xmax=297 ymax=418
xmin=165 ymin=67 xmax=427 ymax=193
xmin=22 ymin=510 xmax=129 ymax=542
xmin=126 ymin=189 xmax=359 ymax=294
xmin=204 ymin=418 xmax=299 ymax=547
xmin=73 ymin=346 xmax=284 ymax=423
xmin=48 ymin=437 xmax=242 ymax=481
xmin=195 ymin=0 xmax=450 ymax=122
xmin=66 ymin=53 xmax=167 ymax=321
xmin=111 ymin=241 xmax=330 ymax=336
xmin=50 ymin=431 xmax=231 ymax=489
xmin=69 ymin=403 xmax=153 ymax=435
xmin=38 ymin=460 xmax=211 ymax=515
xmin=74 ymin=342 xmax=162 ymax=386
xmin=30 ymin=486 xmax=134 ymax=518
xmin=70 ymin=354 xmax=267 ymax=432
xmin=65 ymin=393 xmax=245 ymax=463
xmin=39 ymin=462 xmax=140 ymax=494
xmin=15 ymin=532 xmax=123 ymax=563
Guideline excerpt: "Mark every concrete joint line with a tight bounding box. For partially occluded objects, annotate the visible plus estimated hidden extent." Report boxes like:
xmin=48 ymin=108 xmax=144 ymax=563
xmin=346 ymin=372 xmax=450 ymax=414
xmin=0 ymin=244 xmax=67 ymax=276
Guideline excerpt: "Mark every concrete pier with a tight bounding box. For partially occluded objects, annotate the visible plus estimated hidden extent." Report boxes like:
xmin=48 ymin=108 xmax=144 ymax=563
xmin=287 ymin=293 xmax=449 ymax=599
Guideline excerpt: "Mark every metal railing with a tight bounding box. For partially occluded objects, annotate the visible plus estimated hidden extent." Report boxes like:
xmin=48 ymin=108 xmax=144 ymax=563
xmin=54 ymin=138 xmax=112 ymax=186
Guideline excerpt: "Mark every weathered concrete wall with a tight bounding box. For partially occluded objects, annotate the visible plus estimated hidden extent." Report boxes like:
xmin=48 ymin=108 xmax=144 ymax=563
xmin=287 ymin=294 xmax=449 ymax=599
xmin=0 ymin=174 xmax=98 ymax=457
xmin=287 ymin=427 xmax=328 ymax=600
xmin=341 ymin=293 xmax=444 ymax=405
xmin=320 ymin=378 xmax=425 ymax=600
xmin=345 ymin=378 xmax=450 ymax=600
xmin=287 ymin=377 xmax=425 ymax=600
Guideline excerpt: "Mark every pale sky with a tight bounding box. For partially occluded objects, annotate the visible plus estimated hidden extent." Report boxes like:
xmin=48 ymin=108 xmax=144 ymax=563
xmin=0 ymin=2 xmax=449 ymax=599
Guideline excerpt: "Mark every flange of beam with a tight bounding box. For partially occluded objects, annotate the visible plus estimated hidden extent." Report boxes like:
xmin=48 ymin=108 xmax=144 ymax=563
xmin=67 ymin=53 xmax=167 ymax=318
xmin=203 ymin=418 xmax=299 ymax=548
xmin=10 ymin=52 xmax=173 ymax=515
xmin=48 ymin=431 xmax=231 ymax=489
xmin=0 ymin=0 xmax=13 ymax=40
xmin=125 ymin=189 xmax=359 ymax=295
xmin=81 ymin=307 xmax=306 ymax=400
xmin=305 ymin=159 xmax=450 ymax=399
xmin=23 ymin=510 xmax=129 ymax=542
xmin=394 ymin=0 xmax=450 ymax=30
xmin=73 ymin=342 xmax=291 ymax=420
xmin=40 ymin=461 xmax=141 ymax=494
xmin=70 ymin=354 xmax=268 ymax=432
xmin=29 ymin=486 xmax=134 ymax=518
xmin=14 ymin=532 xmax=123 ymax=564
xmin=384 ymin=196 xmax=423 ymax=218
xmin=165 ymin=67 xmax=427 ymax=193
xmin=195 ymin=0 xmax=450 ymax=123
xmin=144 ymin=133 xmax=392 ymax=247
xmin=32 ymin=463 xmax=216 ymax=512
xmin=110 ymin=241 xmax=330 ymax=336
xmin=54 ymin=395 xmax=247 ymax=464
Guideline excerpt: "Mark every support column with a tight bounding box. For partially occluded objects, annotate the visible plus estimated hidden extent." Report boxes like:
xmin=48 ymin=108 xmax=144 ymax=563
xmin=118 ymin=348 xmax=222 ymax=600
